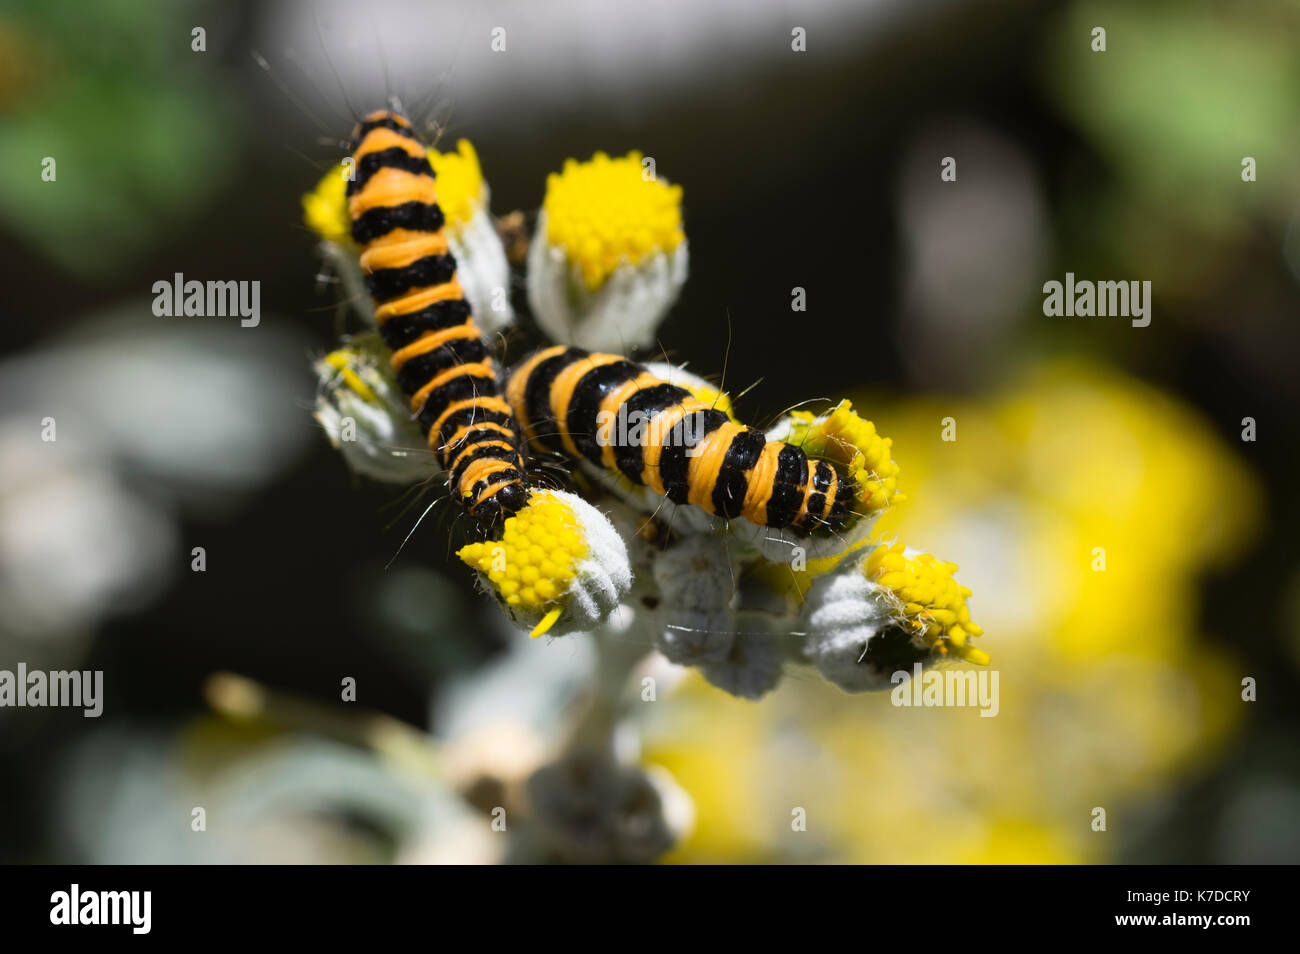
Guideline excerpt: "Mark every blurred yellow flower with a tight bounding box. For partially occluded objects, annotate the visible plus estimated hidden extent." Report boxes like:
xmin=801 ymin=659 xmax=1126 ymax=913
xmin=427 ymin=139 xmax=486 ymax=233
xmin=302 ymin=164 xmax=352 ymax=246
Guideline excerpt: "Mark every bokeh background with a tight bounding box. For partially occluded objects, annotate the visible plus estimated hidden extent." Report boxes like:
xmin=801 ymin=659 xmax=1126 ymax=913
xmin=2 ymin=0 xmax=1299 ymax=863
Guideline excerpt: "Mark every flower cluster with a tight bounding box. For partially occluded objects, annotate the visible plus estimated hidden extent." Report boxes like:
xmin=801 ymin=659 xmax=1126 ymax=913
xmin=642 ymin=358 xmax=1258 ymax=862
xmin=303 ymin=138 xmax=985 ymax=700
xmin=529 ymin=151 xmax=687 ymax=350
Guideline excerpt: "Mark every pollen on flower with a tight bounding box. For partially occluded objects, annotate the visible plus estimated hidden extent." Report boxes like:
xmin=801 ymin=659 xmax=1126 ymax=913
xmin=787 ymin=400 xmax=902 ymax=515
xmin=456 ymin=490 xmax=588 ymax=634
xmin=865 ymin=542 xmax=988 ymax=664
xmin=543 ymin=151 xmax=685 ymax=291
xmin=426 ymin=139 xmax=485 ymax=233
xmin=302 ymin=164 xmax=353 ymax=246
xmin=323 ymin=349 xmax=380 ymax=405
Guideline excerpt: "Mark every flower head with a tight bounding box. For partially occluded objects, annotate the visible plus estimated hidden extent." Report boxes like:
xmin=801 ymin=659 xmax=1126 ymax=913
xmin=528 ymin=151 xmax=688 ymax=351
xmin=457 ymin=489 xmax=631 ymax=638
xmin=302 ymin=163 xmax=353 ymax=247
xmin=863 ymin=542 xmax=985 ymax=662
xmin=698 ymin=616 xmax=786 ymax=701
xmin=776 ymin=400 xmax=902 ymax=517
xmin=801 ymin=540 xmax=986 ymax=692
xmin=312 ymin=333 xmax=438 ymax=484
xmin=695 ymin=400 xmax=904 ymax=565
xmin=427 ymin=139 xmax=486 ymax=234
xmin=650 ymin=533 xmax=738 ymax=666
xmin=543 ymin=151 xmax=684 ymax=290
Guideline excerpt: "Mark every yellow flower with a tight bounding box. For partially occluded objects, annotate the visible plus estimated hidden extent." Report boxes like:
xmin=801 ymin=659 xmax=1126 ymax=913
xmin=312 ymin=333 xmax=438 ymax=485
xmin=301 ymin=163 xmax=353 ymax=246
xmin=542 ymin=151 xmax=684 ymax=291
xmin=864 ymin=542 xmax=987 ymax=664
xmin=321 ymin=348 xmax=379 ymax=406
xmin=456 ymin=489 xmax=631 ymax=638
xmin=784 ymin=400 xmax=902 ymax=515
xmin=457 ymin=491 xmax=586 ymax=634
xmin=427 ymin=139 xmax=485 ymax=233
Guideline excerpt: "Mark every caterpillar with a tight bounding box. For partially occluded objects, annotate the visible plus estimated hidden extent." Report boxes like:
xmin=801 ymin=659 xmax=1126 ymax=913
xmin=504 ymin=346 xmax=855 ymax=535
xmin=346 ymin=109 xmax=527 ymax=523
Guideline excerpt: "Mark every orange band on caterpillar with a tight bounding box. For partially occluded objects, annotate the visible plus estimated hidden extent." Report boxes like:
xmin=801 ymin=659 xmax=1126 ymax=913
xmin=505 ymin=346 xmax=854 ymax=534
xmin=347 ymin=109 xmax=527 ymax=521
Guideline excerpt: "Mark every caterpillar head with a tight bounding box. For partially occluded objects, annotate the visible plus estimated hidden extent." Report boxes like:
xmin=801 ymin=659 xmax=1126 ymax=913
xmin=348 ymin=108 xmax=415 ymax=151
xmin=736 ymin=399 xmax=903 ymax=563
xmin=469 ymin=482 xmax=530 ymax=528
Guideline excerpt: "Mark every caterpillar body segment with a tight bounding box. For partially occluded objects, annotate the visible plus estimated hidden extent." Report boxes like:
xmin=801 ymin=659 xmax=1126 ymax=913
xmin=346 ymin=109 xmax=527 ymax=522
xmin=505 ymin=346 xmax=855 ymax=536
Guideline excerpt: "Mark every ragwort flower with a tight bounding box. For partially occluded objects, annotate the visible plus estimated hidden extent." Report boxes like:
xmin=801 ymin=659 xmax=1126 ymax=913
xmin=527 ymin=151 xmax=688 ymax=352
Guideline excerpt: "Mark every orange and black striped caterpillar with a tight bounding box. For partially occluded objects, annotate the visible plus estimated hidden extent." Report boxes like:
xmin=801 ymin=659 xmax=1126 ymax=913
xmin=505 ymin=346 xmax=855 ymax=535
xmin=347 ymin=109 xmax=528 ymax=522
